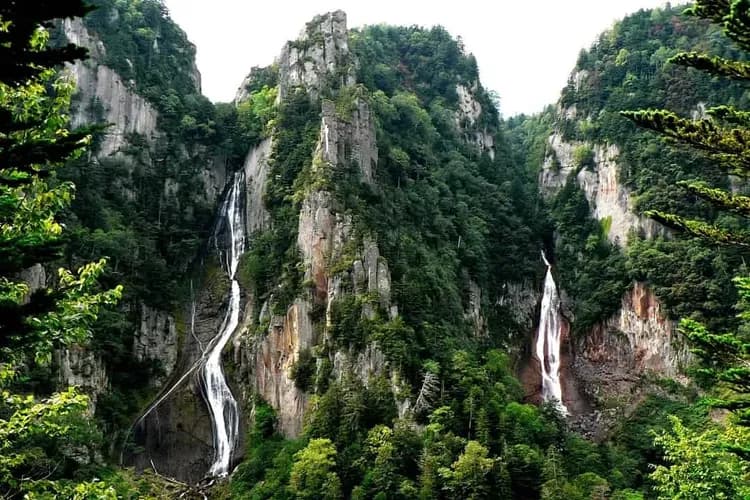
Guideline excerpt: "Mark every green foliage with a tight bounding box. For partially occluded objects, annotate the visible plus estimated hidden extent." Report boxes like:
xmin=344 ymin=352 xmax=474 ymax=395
xmin=536 ymin=2 xmax=750 ymax=334
xmin=288 ymin=439 xmax=342 ymax=499
xmin=677 ymin=276 xmax=750 ymax=424
xmin=237 ymin=85 xmax=278 ymax=145
xmin=438 ymin=440 xmax=504 ymax=499
xmin=328 ymin=295 xmax=417 ymax=368
xmin=615 ymin=4 xmax=750 ymax=494
xmin=651 ymin=416 xmax=750 ymax=499
xmin=0 ymin=382 xmax=101 ymax=497
xmin=0 ymin=32 xmax=110 ymax=348
xmin=0 ymin=5 xmax=135 ymax=495
xmin=290 ymin=348 xmax=317 ymax=392
xmin=84 ymin=0 xmax=198 ymax=109
xmin=344 ymin=86 xmax=540 ymax=364
xmin=549 ymin=179 xmax=630 ymax=331
xmin=241 ymin=90 xmax=319 ymax=314
xmin=572 ymin=144 xmax=595 ymax=169
xmin=626 ymin=237 xmax=737 ymax=327
xmin=350 ymin=25 xmax=489 ymax=115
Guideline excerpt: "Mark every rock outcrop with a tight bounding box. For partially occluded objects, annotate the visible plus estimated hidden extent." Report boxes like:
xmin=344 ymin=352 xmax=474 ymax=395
xmin=235 ymin=10 xmax=410 ymax=438
xmin=277 ymin=10 xmax=356 ymax=100
xmin=56 ymin=347 xmax=109 ymax=407
xmin=465 ymin=280 xmax=488 ymax=338
xmin=455 ymin=83 xmax=496 ymax=159
xmin=320 ymin=98 xmax=378 ymax=184
xmin=62 ymin=15 xmax=235 ymax=482
xmin=498 ymin=280 xmax=539 ymax=335
xmin=252 ymin=300 xmax=315 ymax=437
xmin=540 ymin=130 xmax=662 ymax=246
xmin=19 ymin=264 xmax=46 ymax=303
xmin=574 ymin=282 xmax=690 ymax=403
xmin=244 ymin=137 xmax=272 ymax=234
xmin=64 ymin=19 xmax=159 ymax=158
xmin=134 ymin=304 xmax=179 ymax=387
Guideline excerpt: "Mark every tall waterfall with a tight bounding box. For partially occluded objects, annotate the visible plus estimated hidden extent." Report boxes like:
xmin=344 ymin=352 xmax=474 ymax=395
xmin=203 ymin=172 xmax=245 ymax=477
xmin=535 ymin=252 xmax=568 ymax=414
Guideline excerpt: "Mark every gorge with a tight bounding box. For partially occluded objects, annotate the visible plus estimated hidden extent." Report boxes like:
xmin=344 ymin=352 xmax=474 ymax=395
xmin=3 ymin=0 xmax=749 ymax=498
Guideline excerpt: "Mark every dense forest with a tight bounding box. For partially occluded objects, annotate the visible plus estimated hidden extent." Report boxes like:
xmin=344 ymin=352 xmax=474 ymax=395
xmin=0 ymin=0 xmax=749 ymax=498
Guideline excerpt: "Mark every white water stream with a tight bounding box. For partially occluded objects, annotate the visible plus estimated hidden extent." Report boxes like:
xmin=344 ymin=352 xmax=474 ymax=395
xmin=203 ymin=172 xmax=244 ymax=476
xmin=535 ymin=252 xmax=568 ymax=415
xmin=131 ymin=173 xmax=245 ymax=478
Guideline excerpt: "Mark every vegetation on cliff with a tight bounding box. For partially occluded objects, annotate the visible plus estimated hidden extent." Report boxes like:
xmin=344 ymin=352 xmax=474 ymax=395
xmin=5 ymin=0 xmax=750 ymax=497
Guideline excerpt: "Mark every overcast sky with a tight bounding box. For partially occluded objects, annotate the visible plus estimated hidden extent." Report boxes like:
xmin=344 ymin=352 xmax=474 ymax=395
xmin=163 ymin=0 xmax=673 ymax=117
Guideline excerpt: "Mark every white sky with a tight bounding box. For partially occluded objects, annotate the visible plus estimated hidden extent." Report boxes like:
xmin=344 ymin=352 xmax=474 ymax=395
xmin=163 ymin=0 xmax=674 ymax=116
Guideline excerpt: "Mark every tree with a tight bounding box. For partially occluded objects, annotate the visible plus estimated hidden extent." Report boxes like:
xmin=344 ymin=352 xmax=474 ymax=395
xmin=0 ymin=1 xmax=123 ymax=497
xmin=288 ymin=438 xmax=342 ymax=499
xmin=439 ymin=441 xmax=503 ymax=500
xmin=621 ymin=0 xmax=750 ymax=496
xmin=0 ymin=1 xmax=91 ymax=86
xmin=622 ymin=0 xmax=750 ymax=426
xmin=651 ymin=416 xmax=750 ymax=499
xmin=622 ymin=0 xmax=750 ymax=246
xmin=0 ymin=0 xmax=121 ymax=354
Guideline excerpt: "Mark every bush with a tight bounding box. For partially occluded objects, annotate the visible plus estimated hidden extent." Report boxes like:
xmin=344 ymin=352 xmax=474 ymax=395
xmin=290 ymin=349 xmax=317 ymax=392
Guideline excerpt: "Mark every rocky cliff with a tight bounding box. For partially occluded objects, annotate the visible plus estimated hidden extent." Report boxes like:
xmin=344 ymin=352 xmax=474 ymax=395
xmin=532 ymin=28 xmax=704 ymax=427
xmin=570 ymin=282 xmax=692 ymax=436
xmin=64 ymin=18 xmax=159 ymax=158
xmin=540 ymin=125 xmax=662 ymax=247
xmin=235 ymin=12 xmax=402 ymax=438
xmin=56 ymin=3 xmax=237 ymax=477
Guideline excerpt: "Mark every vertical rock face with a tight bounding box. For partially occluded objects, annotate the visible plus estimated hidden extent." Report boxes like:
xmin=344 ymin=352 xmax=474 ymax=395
xmin=61 ymin=14 xmax=226 ymax=401
xmin=320 ymin=99 xmax=378 ymax=184
xmin=64 ymin=19 xmax=159 ymax=158
xmin=539 ymin=130 xmax=662 ymax=246
xmin=277 ymin=10 xmax=355 ymax=100
xmin=455 ymin=83 xmax=495 ymax=159
xmin=134 ymin=304 xmax=179 ymax=387
xmin=498 ymin=280 xmax=539 ymax=334
xmin=129 ymin=262 xmax=238 ymax=482
xmin=236 ymin=10 xmax=412 ymax=437
xmin=539 ymin=98 xmax=682 ymax=429
xmin=63 ymin=17 xmax=224 ymax=203
xmin=575 ymin=282 xmax=690 ymax=392
xmin=62 ymin=15 xmax=233 ymax=481
xmin=567 ymin=282 xmax=691 ymax=436
xmin=19 ymin=264 xmax=46 ymax=303
xmin=244 ymin=137 xmax=273 ymax=234
xmin=253 ymin=300 xmax=315 ymax=437
xmin=56 ymin=347 xmax=109 ymax=407
xmin=465 ymin=280 xmax=487 ymax=338
xmin=297 ymin=190 xmax=337 ymax=302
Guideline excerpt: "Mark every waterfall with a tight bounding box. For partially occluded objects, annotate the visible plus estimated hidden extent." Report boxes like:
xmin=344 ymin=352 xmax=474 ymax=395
xmin=536 ymin=252 xmax=568 ymax=415
xmin=203 ymin=172 xmax=245 ymax=477
xmin=131 ymin=173 xmax=245 ymax=477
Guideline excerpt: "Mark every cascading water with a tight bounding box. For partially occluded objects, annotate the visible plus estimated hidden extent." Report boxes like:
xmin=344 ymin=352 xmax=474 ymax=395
xmin=536 ymin=252 xmax=568 ymax=415
xmin=202 ymin=172 xmax=244 ymax=477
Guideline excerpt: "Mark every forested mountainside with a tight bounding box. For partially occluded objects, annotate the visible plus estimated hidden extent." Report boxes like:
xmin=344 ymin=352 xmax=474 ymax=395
xmin=1 ymin=0 xmax=749 ymax=498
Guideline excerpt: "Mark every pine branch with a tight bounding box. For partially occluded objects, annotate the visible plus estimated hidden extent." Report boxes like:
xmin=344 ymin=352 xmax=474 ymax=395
xmin=679 ymin=180 xmax=750 ymax=217
xmin=669 ymin=52 xmax=750 ymax=80
xmin=686 ymin=0 xmax=731 ymax=24
xmin=644 ymin=210 xmax=750 ymax=246
xmin=688 ymin=0 xmax=750 ymax=52
xmin=621 ymin=110 xmax=750 ymax=175
xmin=707 ymin=105 xmax=750 ymax=127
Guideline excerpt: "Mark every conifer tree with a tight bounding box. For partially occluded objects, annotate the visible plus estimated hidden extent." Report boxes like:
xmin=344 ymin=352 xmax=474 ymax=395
xmin=622 ymin=0 xmax=750 ymax=246
xmin=0 ymin=2 xmax=124 ymax=496
xmin=622 ymin=0 xmax=750 ymax=426
xmin=0 ymin=0 xmax=119 ymax=356
xmin=622 ymin=1 xmax=750 ymax=494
